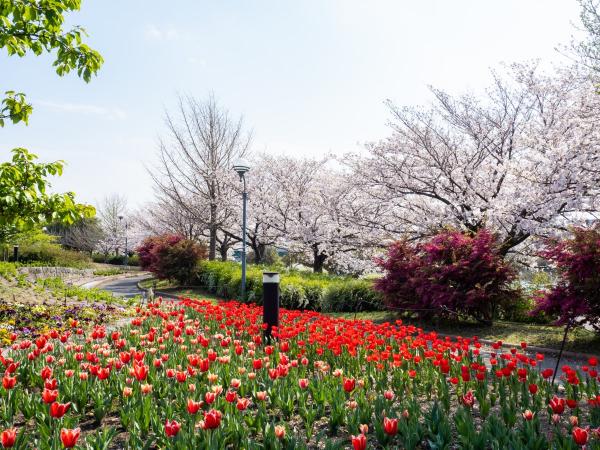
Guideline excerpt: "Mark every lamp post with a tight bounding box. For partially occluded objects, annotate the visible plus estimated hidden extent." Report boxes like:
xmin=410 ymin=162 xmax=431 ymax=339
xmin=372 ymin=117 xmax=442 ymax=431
xmin=233 ymin=158 xmax=250 ymax=301
xmin=118 ymin=215 xmax=129 ymax=269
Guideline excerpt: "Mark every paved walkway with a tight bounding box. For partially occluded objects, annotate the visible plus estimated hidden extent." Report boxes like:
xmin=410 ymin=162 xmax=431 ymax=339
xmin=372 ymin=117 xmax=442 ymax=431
xmin=94 ymin=275 xmax=148 ymax=299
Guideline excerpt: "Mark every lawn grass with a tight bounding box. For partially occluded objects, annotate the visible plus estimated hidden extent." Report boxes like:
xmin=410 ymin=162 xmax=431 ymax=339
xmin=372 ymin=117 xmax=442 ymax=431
xmin=136 ymin=278 xmax=600 ymax=355
xmin=158 ymin=287 xmax=221 ymax=304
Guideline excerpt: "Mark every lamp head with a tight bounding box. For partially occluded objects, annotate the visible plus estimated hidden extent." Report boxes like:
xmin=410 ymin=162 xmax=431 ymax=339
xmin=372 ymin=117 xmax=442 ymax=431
xmin=232 ymin=158 xmax=251 ymax=178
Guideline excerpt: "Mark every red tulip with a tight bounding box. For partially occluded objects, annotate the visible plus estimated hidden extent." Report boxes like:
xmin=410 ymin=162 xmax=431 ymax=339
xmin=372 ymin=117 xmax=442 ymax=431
xmin=40 ymin=366 xmax=52 ymax=380
xmin=97 ymin=367 xmax=110 ymax=380
xmin=541 ymin=368 xmax=554 ymax=379
xmin=2 ymin=376 xmax=16 ymax=390
xmin=42 ymin=389 xmax=58 ymax=404
xmin=1 ymin=428 xmax=16 ymax=448
xmin=60 ymin=428 xmax=80 ymax=448
xmin=199 ymin=358 xmax=210 ymax=372
xmin=44 ymin=378 xmax=58 ymax=390
xmin=187 ymin=399 xmax=202 ymax=414
xmin=343 ymin=378 xmax=356 ymax=393
xmin=383 ymin=417 xmax=398 ymax=436
xmin=50 ymin=402 xmax=71 ymax=419
xmin=461 ymin=390 xmax=475 ymax=408
xmin=528 ymin=384 xmax=538 ymax=395
xmin=133 ymin=363 xmax=148 ymax=381
xmin=274 ymin=425 xmax=286 ymax=439
xmin=165 ymin=419 xmax=180 ymax=437
xmin=351 ymin=433 xmax=367 ymax=450
xmin=298 ymin=378 xmax=309 ymax=389
xmin=522 ymin=410 xmax=534 ymax=421
xmin=572 ymin=427 xmax=588 ymax=446
xmin=236 ymin=397 xmax=250 ymax=411
xmin=165 ymin=419 xmax=181 ymax=437
xmin=549 ymin=396 xmax=566 ymax=414
xmin=202 ymin=409 xmax=222 ymax=429
xmin=225 ymin=390 xmax=237 ymax=403
xmin=204 ymin=392 xmax=216 ymax=404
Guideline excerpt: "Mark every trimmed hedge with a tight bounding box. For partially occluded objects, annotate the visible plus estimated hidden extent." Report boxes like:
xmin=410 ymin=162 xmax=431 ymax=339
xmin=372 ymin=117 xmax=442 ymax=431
xmin=194 ymin=261 xmax=383 ymax=312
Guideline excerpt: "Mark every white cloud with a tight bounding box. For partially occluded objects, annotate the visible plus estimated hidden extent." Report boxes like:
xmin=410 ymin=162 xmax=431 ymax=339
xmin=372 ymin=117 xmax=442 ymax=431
xmin=37 ymin=100 xmax=127 ymax=121
xmin=144 ymin=24 xmax=181 ymax=41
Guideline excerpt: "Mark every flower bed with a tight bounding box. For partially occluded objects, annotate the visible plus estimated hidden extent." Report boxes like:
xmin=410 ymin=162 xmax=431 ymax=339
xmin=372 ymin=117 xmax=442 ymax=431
xmin=0 ymin=300 xmax=131 ymax=346
xmin=0 ymin=299 xmax=599 ymax=449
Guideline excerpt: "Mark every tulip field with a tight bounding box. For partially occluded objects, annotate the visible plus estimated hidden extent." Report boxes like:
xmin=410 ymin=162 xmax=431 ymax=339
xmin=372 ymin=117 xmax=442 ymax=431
xmin=0 ymin=298 xmax=599 ymax=449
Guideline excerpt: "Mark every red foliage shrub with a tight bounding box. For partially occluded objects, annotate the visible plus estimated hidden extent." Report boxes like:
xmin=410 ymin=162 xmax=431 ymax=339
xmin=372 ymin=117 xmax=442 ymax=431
xmin=532 ymin=226 xmax=600 ymax=331
xmin=375 ymin=229 xmax=518 ymax=324
xmin=136 ymin=234 xmax=207 ymax=284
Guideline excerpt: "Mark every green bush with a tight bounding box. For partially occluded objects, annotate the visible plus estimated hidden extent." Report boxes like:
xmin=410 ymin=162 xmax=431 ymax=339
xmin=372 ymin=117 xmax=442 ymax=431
xmin=93 ymin=268 xmax=125 ymax=276
xmin=10 ymin=231 xmax=92 ymax=268
xmin=193 ymin=261 xmax=381 ymax=312
xmin=320 ymin=279 xmax=383 ymax=313
xmin=0 ymin=262 xmax=17 ymax=280
xmin=92 ymin=253 xmax=140 ymax=266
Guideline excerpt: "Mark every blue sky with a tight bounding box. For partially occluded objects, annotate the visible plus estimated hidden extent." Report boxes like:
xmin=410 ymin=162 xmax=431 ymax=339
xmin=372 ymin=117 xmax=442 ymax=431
xmin=1 ymin=0 xmax=583 ymax=208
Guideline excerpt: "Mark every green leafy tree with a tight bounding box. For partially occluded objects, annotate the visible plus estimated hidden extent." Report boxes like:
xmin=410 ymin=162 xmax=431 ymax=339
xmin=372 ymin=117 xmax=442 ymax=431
xmin=0 ymin=0 xmax=103 ymax=126
xmin=0 ymin=148 xmax=95 ymax=243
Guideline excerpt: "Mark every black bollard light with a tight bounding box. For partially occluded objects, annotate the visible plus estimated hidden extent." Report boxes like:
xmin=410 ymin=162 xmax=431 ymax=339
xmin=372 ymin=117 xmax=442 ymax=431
xmin=13 ymin=245 xmax=19 ymax=262
xmin=262 ymin=272 xmax=280 ymax=343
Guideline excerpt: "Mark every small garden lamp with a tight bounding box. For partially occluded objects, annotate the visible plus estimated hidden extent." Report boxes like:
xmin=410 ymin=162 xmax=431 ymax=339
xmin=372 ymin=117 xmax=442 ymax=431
xmin=233 ymin=158 xmax=250 ymax=301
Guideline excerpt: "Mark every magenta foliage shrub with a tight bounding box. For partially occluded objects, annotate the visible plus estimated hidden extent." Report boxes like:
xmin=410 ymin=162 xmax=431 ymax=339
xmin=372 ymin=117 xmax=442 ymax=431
xmin=533 ymin=226 xmax=600 ymax=331
xmin=375 ymin=229 xmax=518 ymax=324
xmin=136 ymin=234 xmax=207 ymax=284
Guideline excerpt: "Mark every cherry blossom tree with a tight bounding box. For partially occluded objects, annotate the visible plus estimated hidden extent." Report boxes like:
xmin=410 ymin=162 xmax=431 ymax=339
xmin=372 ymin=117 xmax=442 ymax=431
xmin=252 ymin=155 xmax=374 ymax=272
xmin=151 ymin=94 xmax=251 ymax=260
xmin=218 ymin=154 xmax=284 ymax=264
xmin=347 ymin=64 xmax=600 ymax=255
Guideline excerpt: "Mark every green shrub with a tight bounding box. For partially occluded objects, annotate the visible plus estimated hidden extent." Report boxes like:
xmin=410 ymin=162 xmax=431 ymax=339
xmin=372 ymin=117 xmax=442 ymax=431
xmin=0 ymin=262 xmax=17 ymax=280
xmin=92 ymin=253 xmax=140 ymax=266
xmin=10 ymin=230 xmax=91 ymax=268
xmin=320 ymin=279 xmax=383 ymax=312
xmin=93 ymin=268 xmax=125 ymax=276
xmin=193 ymin=261 xmax=380 ymax=312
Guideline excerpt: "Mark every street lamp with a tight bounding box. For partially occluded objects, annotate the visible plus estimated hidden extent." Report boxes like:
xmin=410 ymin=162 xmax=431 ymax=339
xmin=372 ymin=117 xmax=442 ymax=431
xmin=118 ymin=215 xmax=129 ymax=269
xmin=233 ymin=158 xmax=250 ymax=301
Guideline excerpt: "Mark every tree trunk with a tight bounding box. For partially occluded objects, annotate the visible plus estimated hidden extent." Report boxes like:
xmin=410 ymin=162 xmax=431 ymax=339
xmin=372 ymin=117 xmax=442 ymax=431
xmin=208 ymin=203 xmax=217 ymax=260
xmin=219 ymin=244 xmax=228 ymax=261
xmin=251 ymin=241 xmax=266 ymax=264
xmin=312 ymin=246 xmax=327 ymax=273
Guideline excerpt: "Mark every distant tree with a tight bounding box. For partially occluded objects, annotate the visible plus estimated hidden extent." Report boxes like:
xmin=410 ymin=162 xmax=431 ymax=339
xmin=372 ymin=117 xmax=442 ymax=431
xmin=137 ymin=234 xmax=207 ymax=284
xmin=0 ymin=148 xmax=95 ymax=244
xmin=135 ymin=193 xmax=205 ymax=242
xmin=151 ymin=94 xmax=251 ymax=260
xmin=46 ymin=217 xmax=104 ymax=254
xmin=261 ymin=155 xmax=372 ymax=273
xmin=533 ymin=225 xmax=600 ymax=331
xmin=0 ymin=0 xmax=103 ymax=126
xmin=95 ymin=194 xmax=128 ymax=260
xmin=574 ymin=0 xmax=600 ymax=70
